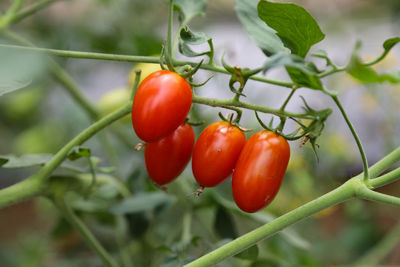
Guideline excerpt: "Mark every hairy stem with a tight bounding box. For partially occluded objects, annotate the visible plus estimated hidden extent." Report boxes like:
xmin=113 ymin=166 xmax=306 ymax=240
xmin=370 ymin=167 xmax=400 ymax=188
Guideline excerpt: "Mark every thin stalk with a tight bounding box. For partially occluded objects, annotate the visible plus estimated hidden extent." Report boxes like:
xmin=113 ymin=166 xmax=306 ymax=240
xmin=192 ymin=95 xmax=314 ymax=119
xmin=368 ymin=146 xmax=400 ymax=179
xmin=280 ymin=87 xmax=296 ymax=111
xmin=0 ymin=44 xmax=294 ymax=88
xmin=184 ymin=179 xmax=357 ymax=267
xmin=167 ymin=0 xmax=173 ymax=62
xmin=370 ymin=167 xmax=400 ymax=188
xmin=34 ymin=102 xmax=131 ymax=183
xmin=54 ymin=196 xmax=119 ymax=267
xmin=356 ymin=186 xmax=400 ymax=207
xmin=0 ymin=178 xmax=43 ymax=209
xmin=10 ymin=0 xmax=58 ymax=25
xmin=332 ymin=96 xmax=369 ymax=182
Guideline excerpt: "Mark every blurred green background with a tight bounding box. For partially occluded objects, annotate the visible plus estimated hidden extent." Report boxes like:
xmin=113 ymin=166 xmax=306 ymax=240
xmin=0 ymin=0 xmax=399 ymax=266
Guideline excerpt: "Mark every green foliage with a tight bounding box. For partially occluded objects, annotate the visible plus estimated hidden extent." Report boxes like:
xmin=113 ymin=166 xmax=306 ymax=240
xmin=235 ymin=0 xmax=286 ymax=56
xmin=110 ymin=192 xmax=174 ymax=214
xmin=173 ymin=0 xmax=206 ymax=23
xmin=0 ymin=49 xmax=47 ymax=96
xmin=347 ymin=41 xmax=400 ymax=84
xmin=258 ymin=0 xmax=325 ymax=57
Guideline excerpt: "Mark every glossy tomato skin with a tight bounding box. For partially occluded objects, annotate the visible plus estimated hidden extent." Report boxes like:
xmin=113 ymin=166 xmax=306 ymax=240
xmin=192 ymin=121 xmax=246 ymax=187
xmin=145 ymin=123 xmax=195 ymax=185
xmin=132 ymin=70 xmax=192 ymax=142
xmin=232 ymin=130 xmax=290 ymax=213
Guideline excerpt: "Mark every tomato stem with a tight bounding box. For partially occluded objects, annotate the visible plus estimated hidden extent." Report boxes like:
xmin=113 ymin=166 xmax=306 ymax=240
xmin=331 ymin=95 xmax=369 ymax=182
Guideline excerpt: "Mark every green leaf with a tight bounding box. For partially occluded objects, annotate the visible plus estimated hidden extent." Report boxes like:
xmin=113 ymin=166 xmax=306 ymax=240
xmin=0 ymin=158 xmax=8 ymax=167
xmin=346 ymin=42 xmax=400 ymax=84
xmin=0 ymin=48 xmax=47 ymax=97
xmin=180 ymin=26 xmax=209 ymax=45
xmin=235 ymin=0 xmax=286 ymax=56
xmin=173 ymin=0 xmax=206 ymax=23
xmin=178 ymin=26 xmax=214 ymax=60
xmin=263 ymin=52 xmax=324 ymax=90
xmin=263 ymin=52 xmax=319 ymax=75
xmin=287 ymin=66 xmax=323 ymax=90
xmin=258 ymin=0 xmax=325 ymax=57
xmin=110 ymin=192 xmax=174 ymax=214
xmin=0 ymin=154 xmax=53 ymax=168
xmin=234 ymin=244 xmax=259 ymax=260
xmin=214 ymin=207 xmax=237 ymax=239
xmin=383 ymin=37 xmax=400 ymax=52
xmin=0 ymin=154 xmax=87 ymax=172
xmin=67 ymin=147 xmax=91 ymax=161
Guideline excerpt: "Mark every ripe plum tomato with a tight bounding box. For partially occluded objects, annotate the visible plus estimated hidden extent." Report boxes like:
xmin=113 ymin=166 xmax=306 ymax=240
xmin=144 ymin=123 xmax=195 ymax=186
xmin=232 ymin=130 xmax=290 ymax=213
xmin=132 ymin=70 xmax=192 ymax=142
xmin=192 ymin=121 xmax=246 ymax=187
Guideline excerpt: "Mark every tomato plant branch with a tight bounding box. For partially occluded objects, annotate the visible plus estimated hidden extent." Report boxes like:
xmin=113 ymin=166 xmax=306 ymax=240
xmin=370 ymin=167 xmax=400 ymax=188
xmin=10 ymin=0 xmax=59 ymax=25
xmin=356 ymin=186 xmax=400 ymax=207
xmin=53 ymin=194 xmax=119 ymax=267
xmin=184 ymin=178 xmax=358 ymax=267
xmin=0 ymin=177 xmax=43 ymax=209
xmin=0 ymin=43 xmax=294 ymax=88
xmin=331 ymin=96 xmax=369 ymax=182
xmin=167 ymin=0 xmax=174 ymax=65
xmin=367 ymin=146 xmax=400 ymax=179
xmin=192 ymin=95 xmax=314 ymax=119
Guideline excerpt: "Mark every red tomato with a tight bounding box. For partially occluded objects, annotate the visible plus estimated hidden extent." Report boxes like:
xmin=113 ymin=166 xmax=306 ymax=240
xmin=144 ymin=123 xmax=195 ymax=185
xmin=192 ymin=121 xmax=246 ymax=187
xmin=132 ymin=70 xmax=192 ymax=142
xmin=232 ymin=130 xmax=290 ymax=213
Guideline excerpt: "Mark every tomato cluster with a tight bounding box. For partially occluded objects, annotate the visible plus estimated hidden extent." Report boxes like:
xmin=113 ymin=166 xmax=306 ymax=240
xmin=131 ymin=70 xmax=290 ymax=213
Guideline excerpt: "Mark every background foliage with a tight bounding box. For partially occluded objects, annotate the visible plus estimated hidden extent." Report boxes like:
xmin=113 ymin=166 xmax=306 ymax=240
xmin=0 ymin=0 xmax=399 ymax=266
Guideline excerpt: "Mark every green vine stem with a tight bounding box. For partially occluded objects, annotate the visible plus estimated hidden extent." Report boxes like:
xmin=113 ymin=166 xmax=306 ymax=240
xmin=184 ymin=179 xmax=358 ymax=267
xmin=370 ymin=166 xmax=400 ymax=188
xmin=0 ymin=177 xmax=43 ymax=209
xmin=192 ymin=95 xmax=313 ymax=119
xmin=184 ymin=145 xmax=400 ymax=266
xmin=331 ymin=96 xmax=369 ymax=182
xmin=356 ymin=186 xmax=400 ymax=207
xmin=53 ymin=194 xmax=119 ymax=267
xmin=367 ymin=146 xmax=400 ymax=179
xmin=0 ymin=44 xmax=294 ymax=88
xmin=10 ymin=0 xmax=58 ymax=26
xmin=0 ymin=103 xmax=131 ymax=208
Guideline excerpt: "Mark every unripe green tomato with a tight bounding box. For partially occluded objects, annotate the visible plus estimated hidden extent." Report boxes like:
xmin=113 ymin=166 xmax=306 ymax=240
xmin=13 ymin=123 xmax=65 ymax=154
xmin=97 ymin=87 xmax=131 ymax=122
xmin=1 ymin=87 xmax=42 ymax=122
xmin=128 ymin=61 xmax=161 ymax=88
